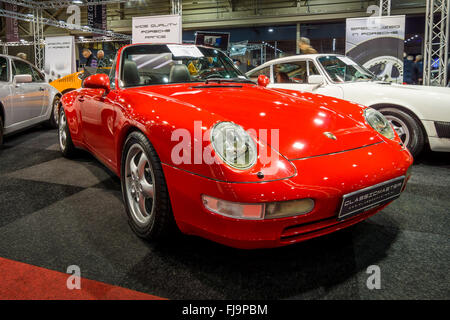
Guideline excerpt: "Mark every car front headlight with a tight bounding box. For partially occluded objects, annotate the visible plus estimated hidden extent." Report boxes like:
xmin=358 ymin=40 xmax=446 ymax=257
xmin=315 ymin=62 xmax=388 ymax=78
xmin=364 ymin=108 xmax=395 ymax=140
xmin=211 ymin=122 xmax=257 ymax=169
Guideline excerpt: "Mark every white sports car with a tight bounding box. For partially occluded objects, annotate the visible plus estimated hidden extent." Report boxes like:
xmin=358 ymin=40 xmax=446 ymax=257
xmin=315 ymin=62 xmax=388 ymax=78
xmin=0 ymin=54 xmax=61 ymax=146
xmin=247 ymin=54 xmax=450 ymax=157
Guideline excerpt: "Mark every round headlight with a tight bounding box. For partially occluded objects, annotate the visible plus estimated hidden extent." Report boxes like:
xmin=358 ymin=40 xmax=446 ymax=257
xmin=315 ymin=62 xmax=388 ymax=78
xmin=211 ymin=122 xmax=257 ymax=169
xmin=364 ymin=108 xmax=395 ymax=140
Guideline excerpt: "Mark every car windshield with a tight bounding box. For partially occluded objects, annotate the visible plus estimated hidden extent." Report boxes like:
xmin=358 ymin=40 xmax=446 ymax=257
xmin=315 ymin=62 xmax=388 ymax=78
xmin=318 ymin=56 xmax=377 ymax=83
xmin=120 ymin=44 xmax=247 ymax=87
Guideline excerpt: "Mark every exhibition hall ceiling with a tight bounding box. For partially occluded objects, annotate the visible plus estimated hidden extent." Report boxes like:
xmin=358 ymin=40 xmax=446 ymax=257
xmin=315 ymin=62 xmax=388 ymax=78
xmin=0 ymin=0 xmax=427 ymax=38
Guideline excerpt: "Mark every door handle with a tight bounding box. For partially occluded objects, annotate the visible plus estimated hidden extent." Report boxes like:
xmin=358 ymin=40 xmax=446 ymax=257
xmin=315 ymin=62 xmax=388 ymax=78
xmin=77 ymin=96 xmax=85 ymax=102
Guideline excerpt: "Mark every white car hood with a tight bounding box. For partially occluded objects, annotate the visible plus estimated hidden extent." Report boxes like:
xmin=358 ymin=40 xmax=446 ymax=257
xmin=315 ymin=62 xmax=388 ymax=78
xmin=337 ymin=81 xmax=450 ymax=121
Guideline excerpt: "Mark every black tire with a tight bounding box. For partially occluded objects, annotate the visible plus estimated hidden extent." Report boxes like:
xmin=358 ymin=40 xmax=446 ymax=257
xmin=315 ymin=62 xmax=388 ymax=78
xmin=58 ymin=107 xmax=76 ymax=158
xmin=45 ymin=95 xmax=61 ymax=129
xmin=0 ymin=116 xmax=3 ymax=148
xmin=346 ymin=37 xmax=404 ymax=65
xmin=121 ymin=131 xmax=176 ymax=240
xmin=346 ymin=37 xmax=404 ymax=81
xmin=379 ymin=107 xmax=425 ymax=157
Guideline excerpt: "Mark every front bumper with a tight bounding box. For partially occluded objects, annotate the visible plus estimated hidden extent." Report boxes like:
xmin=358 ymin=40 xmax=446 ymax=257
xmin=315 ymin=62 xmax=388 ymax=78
xmin=163 ymin=141 xmax=412 ymax=249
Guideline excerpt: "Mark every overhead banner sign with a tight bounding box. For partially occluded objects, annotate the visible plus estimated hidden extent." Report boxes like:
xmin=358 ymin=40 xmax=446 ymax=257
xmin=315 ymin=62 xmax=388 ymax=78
xmin=88 ymin=4 xmax=107 ymax=31
xmin=5 ymin=3 xmax=19 ymax=42
xmin=44 ymin=36 xmax=76 ymax=82
xmin=346 ymin=15 xmax=405 ymax=83
xmin=132 ymin=14 xmax=182 ymax=44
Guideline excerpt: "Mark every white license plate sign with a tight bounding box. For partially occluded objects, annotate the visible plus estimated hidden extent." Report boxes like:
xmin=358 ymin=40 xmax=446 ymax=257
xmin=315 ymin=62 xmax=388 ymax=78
xmin=338 ymin=176 xmax=405 ymax=220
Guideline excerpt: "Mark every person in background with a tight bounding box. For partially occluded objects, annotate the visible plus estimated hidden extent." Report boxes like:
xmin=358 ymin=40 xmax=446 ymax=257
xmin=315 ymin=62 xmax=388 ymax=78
xmin=96 ymin=50 xmax=108 ymax=68
xmin=447 ymin=62 xmax=450 ymax=87
xmin=234 ymin=60 xmax=247 ymax=73
xmin=447 ymin=61 xmax=450 ymax=87
xmin=82 ymin=48 xmax=97 ymax=68
xmin=16 ymin=52 xmax=27 ymax=61
xmin=298 ymin=37 xmax=317 ymax=54
xmin=403 ymin=54 xmax=414 ymax=84
xmin=412 ymin=54 xmax=423 ymax=85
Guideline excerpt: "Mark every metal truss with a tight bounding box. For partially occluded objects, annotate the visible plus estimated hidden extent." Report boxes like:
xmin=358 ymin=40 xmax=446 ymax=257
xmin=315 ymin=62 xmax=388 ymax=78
xmin=32 ymin=8 xmax=45 ymax=69
xmin=76 ymin=37 xmax=130 ymax=43
xmin=0 ymin=1 xmax=134 ymax=9
xmin=379 ymin=0 xmax=391 ymax=16
xmin=171 ymin=0 xmax=182 ymax=15
xmin=423 ymin=0 xmax=449 ymax=86
xmin=0 ymin=8 xmax=131 ymax=40
xmin=0 ymin=6 xmax=131 ymax=67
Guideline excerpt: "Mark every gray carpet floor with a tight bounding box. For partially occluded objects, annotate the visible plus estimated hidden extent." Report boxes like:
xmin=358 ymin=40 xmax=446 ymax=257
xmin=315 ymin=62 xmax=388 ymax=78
xmin=0 ymin=126 xmax=449 ymax=299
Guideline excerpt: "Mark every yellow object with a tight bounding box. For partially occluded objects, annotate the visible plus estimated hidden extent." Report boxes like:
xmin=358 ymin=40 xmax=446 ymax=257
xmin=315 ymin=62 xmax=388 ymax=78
xmin=187 ymin=62 xmax=198 ymax=75
xmin=49 ymin=67 xmax=111 ymax=94
xmin=49 ymin=71 xmax=83 ymax=94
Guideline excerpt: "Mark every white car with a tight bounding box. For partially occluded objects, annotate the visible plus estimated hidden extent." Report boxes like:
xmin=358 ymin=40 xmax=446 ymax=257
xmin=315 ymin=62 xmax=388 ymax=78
xmin=0 ymin=54 xmax=61 ymax=146
xmin=246 ymin=54 xmax=450 ymax=157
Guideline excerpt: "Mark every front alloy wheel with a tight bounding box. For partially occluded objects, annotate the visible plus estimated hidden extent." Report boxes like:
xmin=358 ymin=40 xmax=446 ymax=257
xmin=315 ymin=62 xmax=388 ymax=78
xmin=124 ymin=144 xmax=156 ymax=226
xmin=58 ymin=108 xmax=76 ymax=157
xmin=59 ymin=111 xmax=67 ymax=151
xmin=385 ymin=115 xmax=410 ymax=147
xmin=121 ymin=131 xmax=176 ymax=240
xmin=379 ymin=107 xmax=425 ymax=157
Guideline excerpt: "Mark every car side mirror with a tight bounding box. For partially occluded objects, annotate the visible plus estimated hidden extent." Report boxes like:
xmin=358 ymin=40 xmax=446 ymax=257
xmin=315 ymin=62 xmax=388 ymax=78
xmin=308 ymin=75 xmax=325 ymax=85
xmin=13 ymin=74 xmax=32 ymax=84
xmin=83 ymin=73 xmax=111 ymax=94
xmin=257 ymin=75 xmax=270 ymax=87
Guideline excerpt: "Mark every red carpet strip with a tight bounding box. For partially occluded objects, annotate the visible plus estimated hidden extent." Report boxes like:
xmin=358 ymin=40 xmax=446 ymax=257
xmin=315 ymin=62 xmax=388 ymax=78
xmin=0 ymin=257 xmax=165 ymax=300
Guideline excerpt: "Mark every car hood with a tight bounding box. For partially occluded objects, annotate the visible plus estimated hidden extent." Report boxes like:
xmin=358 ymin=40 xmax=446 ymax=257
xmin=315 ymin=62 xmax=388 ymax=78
xmin=338 ymin=81 xmax=450 ymax=119
xmin=140 ymin=83 xmax=383 ymax=160
xmin=340 ymin=80 xmax=450 ymax=98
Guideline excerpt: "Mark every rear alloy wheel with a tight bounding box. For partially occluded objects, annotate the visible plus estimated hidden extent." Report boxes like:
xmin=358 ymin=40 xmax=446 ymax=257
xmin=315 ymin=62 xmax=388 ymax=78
xmin=121 ymin=131 xmax=176 ymax=240
xmin=0 ymin=116 xmax=3 ymax=147
xmin=58 ymin=108 xmax=76 ymax=157
xmin=46 ymin=95 xmax=61 ymax=129
xmin=379 ymin=107 xmax=425 ymax=157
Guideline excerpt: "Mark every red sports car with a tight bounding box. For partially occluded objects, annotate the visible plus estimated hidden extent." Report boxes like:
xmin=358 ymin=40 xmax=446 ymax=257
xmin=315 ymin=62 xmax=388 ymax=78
xmin=59 ymin=43 xmax=413 ymax=249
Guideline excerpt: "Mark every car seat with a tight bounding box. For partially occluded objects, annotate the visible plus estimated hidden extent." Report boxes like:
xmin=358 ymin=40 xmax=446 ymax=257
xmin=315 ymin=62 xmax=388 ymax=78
xmin=123 ymin=59 xmax=141 ymax=87
xmin=169 ymin=64 xmax=191 ymax=83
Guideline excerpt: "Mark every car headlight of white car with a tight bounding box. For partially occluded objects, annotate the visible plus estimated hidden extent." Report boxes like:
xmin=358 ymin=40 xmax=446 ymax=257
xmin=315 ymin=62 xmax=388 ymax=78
xmin=364 ymin=108 xmax=395 ymax=140
xmin=211 ymin=122 xmax=257 ymax=169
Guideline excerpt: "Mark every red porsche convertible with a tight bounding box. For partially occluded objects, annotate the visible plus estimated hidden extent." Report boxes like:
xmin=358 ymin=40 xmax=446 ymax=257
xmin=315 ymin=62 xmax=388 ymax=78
xmin=59 ymin=43 xmax=413 ymax=249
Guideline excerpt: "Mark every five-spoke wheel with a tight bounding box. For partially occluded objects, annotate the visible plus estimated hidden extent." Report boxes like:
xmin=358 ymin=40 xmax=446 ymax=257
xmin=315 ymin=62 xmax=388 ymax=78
xmin=379 ymin=107 xmax=425 ymax=157
xmin=124 ymin=144 xmax=156 ymax=226
xmin=121 ymin=131 xmax=175 ymax=239
xmin=58 ymin=108 xmax=76 ymax=157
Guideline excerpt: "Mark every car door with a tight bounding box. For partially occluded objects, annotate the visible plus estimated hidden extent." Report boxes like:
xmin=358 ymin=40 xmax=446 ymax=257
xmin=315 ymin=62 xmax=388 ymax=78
xmin=30 ymin=65 xmax=50 ymax=116
xmin=0 ymin=56 xmax=14 ymax=129
xmin=11 ymin=59 xmax=45 ymax=123
xmin=269 ymin=60 xmax=321 ymax=91
xmin=79 ymin=86 xmax=118 ymax=167
xmin=268 ymin=60 xmax=344 ymax=99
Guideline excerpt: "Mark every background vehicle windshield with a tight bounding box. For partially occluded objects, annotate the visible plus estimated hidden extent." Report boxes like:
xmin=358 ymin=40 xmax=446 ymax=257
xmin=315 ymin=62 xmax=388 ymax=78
xmin=120 ymin=44 xmax=245 ymax=87
xmin=318 ymin=56 xmax=376 ymax=83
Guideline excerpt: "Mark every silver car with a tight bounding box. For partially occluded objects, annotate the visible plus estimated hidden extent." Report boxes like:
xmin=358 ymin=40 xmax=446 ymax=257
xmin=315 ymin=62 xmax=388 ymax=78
xmin=0 ymin=54 xmax=61 ymax=146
